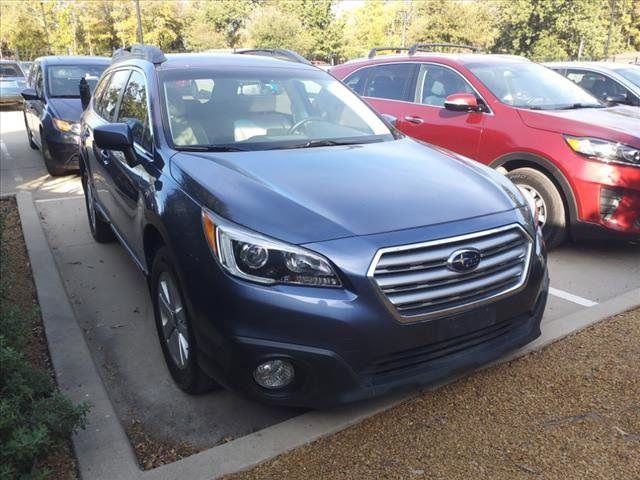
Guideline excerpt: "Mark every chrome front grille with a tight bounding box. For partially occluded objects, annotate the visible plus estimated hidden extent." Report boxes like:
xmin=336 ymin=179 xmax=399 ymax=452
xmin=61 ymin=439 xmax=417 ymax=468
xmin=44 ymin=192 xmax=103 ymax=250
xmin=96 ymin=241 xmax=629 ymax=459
xmin=368 ymin=224 xmax=532 ymax=323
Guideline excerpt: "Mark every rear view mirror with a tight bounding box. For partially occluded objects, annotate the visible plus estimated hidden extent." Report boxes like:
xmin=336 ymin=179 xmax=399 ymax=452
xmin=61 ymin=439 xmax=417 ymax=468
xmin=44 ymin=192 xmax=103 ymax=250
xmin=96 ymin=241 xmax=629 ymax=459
xmin=444 ymin=93 xmax=480 ymax=112
xmin=21 ymin=87 xmax=39 ymax=101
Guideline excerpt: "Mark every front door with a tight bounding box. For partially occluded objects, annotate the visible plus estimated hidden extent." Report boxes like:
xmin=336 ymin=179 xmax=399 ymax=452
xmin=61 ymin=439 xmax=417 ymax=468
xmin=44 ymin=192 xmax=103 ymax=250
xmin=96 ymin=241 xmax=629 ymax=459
xmin=103 ymin=69 xmax=155 ymax=261
xmin=395 ymin=63 xmax=485 ymax=159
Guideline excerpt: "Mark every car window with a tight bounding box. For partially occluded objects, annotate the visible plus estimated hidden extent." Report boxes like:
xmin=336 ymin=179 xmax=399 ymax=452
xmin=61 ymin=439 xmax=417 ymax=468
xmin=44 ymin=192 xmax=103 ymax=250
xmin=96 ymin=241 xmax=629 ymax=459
xmin=343 ymin=68 xmax=369 ymax=95
xmin=34 ymin=66 xmax=43 ymax=97
xmin=92 ymin=72 xmax=111 ymax=114
xmin=160 ymin=68 xmax=392 ymax=149
xmin=0 ymin=63 xmax=23 ymax=78
xmin=467 ymin=62 xmax=600 ymax=110
xmin=363 ymin=63 xmax=415 ymax=101
xmin=46 ymin=64 xmax=107 ymax=98
xmin=416 ymin=64 xmax=475 ymax=107
xmin=117 ymin=70 xmax=152 ymax=152
xmin=566 ymin=69 xmax=629 ymax=102
xmin=100 ymin=70 xmax=131 ymax=122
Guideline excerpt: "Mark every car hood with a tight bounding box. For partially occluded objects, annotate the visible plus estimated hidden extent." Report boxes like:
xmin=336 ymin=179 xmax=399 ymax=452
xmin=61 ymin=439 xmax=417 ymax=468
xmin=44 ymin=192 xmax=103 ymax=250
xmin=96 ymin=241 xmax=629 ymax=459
xmin=517 ymin=105 xmax=640 ymax=146
xmin=48 ymin=98 xmax=83 ymax=122
xmin=170 ymin=138 xmax=523 ymax=244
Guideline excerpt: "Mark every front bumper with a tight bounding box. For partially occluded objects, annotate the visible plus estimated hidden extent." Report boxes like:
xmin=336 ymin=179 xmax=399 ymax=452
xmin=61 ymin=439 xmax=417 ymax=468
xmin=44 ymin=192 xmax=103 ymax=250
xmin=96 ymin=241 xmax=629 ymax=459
xmin=183 ymin=211 xmax=548 ymax=408
xmin=571 ymin=156 xmax=640 ymax=239
xmin=43 ymin=125 xmax=80 ymax=170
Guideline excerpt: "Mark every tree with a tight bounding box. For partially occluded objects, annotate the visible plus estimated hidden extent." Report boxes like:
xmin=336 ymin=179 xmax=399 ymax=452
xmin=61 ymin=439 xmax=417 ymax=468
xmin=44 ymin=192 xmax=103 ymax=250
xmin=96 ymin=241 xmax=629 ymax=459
xmin=244 ymin=5 xmax=312 ymax=54
xmin=184 ymin=0 xmax=258 ymax=50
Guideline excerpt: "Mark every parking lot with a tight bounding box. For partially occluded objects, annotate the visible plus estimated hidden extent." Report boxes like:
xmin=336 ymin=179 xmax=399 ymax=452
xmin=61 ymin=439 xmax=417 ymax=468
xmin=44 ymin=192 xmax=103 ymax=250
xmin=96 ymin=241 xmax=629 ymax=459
xmin=1 ymin=107 xmax=639 ymax=452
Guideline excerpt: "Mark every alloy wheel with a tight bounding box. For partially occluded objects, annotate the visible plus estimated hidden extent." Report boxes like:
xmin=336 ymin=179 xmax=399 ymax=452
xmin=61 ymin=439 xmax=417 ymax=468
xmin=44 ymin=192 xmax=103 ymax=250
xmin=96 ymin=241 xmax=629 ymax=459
xmin=157 ymin=271 xmax=190 ymax=370
xmin=517 ymin=184 xmax=547 ymax=227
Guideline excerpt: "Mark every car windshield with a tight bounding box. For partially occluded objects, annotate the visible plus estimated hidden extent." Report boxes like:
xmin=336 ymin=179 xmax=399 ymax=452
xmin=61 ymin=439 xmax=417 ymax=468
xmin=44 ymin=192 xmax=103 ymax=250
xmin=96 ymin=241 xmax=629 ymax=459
xmin=614 ymin=66 xmax=640 ymax=88
xmin=47 ymin=64 xmax=106 ymax=98
xmin=466 ymin=62 xmax=603 ymax=110
xmin=159 ymin=68 xmax=394 ymax=151
xmin=0 ymin=63 xmax=23 ymax=78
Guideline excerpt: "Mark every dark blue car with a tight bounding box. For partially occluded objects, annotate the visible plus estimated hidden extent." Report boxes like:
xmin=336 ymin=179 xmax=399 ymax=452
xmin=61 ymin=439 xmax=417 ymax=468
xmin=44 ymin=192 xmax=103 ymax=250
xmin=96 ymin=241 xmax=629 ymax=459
xmin=79 ymin=45 xmax=549 ymax=407
xmin=21 ymin=56 xmax=109 ymax=175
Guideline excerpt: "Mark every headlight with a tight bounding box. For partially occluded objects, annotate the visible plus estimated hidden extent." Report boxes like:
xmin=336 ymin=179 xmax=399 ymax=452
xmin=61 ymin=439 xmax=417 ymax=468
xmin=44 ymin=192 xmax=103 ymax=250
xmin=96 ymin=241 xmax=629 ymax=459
xmin=201 ymin=209 xmax=341 ymax=287
xmin=565 ymin=135 xmax=640 ymax=167
xmin=52 ymin=118 xmax=80 ymax=135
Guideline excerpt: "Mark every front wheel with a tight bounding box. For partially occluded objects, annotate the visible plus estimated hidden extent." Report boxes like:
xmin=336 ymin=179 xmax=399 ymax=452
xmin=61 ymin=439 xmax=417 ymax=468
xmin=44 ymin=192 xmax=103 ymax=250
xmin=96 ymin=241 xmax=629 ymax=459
xmin=40 ymin=132 xmax=67 ymax=176
xmin=507 ymin=167 xmax=567 ymax=249
xmin=81 ymin=166 xmax=114 ymax=243
xmin=151 ymin=247 xmax=217 ymax=394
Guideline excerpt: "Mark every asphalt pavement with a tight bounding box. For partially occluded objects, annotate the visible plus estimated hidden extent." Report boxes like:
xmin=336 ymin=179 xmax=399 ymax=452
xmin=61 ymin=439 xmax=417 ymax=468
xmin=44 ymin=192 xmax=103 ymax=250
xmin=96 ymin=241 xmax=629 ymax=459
xmin=1 ymin=108 xmax=638 ymax=452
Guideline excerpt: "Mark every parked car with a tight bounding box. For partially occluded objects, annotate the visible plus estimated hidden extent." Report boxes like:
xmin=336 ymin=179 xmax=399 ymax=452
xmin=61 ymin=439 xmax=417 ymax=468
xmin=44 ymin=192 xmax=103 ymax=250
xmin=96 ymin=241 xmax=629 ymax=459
xmin=79 ymin=45 xmax=548 ymax=407
xmin=0 ymin=60 xmax=26 ymax=108
xmin=21 ymin=56 xmax=109 ymax=176
xmin=545 ymin=62 xmax=640 ymax=107
xmin=331 ymin=45 xmax=640 ymax=247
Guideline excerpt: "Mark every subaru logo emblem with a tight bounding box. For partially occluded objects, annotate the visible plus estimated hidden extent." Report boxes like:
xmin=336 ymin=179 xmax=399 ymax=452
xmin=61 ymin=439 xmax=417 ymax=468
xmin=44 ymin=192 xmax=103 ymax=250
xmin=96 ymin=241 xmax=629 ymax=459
xmin=447 ymin=249 xmax=481 ymax=273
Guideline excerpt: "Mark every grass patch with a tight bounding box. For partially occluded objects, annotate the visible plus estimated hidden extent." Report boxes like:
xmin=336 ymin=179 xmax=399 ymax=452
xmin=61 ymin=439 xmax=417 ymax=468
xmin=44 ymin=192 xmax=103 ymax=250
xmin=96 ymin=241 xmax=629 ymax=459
xmin=1 ymin=198 xmax=89 ymax=480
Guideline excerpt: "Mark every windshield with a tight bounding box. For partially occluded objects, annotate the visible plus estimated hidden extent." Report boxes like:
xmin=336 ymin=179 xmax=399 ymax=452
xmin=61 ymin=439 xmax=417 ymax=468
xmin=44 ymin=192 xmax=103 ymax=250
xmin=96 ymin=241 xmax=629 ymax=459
xmin=614 ymin=66 xmax=640 ymax=88
xmin=0 ymin=63 xmax=23 ymax=78
xmin=466 ymin=62 xmax=602 ymax=110
xmin=47 ymin=64 xmax=106 ymax=98
xmin=159 ymin=68 xmax=394 ymax=151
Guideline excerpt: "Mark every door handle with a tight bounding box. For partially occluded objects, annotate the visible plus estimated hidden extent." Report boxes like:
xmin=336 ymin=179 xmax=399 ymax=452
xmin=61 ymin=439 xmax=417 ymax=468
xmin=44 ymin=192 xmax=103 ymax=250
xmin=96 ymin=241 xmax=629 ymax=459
xmin=404 ymin=115 xmax=424 ymax=124
xmin=99 ymin=149 xmax=110 ymax=164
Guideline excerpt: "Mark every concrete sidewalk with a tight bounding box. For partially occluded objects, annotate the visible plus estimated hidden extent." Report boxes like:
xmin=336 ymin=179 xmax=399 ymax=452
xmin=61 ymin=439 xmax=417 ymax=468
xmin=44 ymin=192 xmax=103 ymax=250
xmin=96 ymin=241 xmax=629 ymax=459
xmin=16 ymin=188 xmax=640 ymax=480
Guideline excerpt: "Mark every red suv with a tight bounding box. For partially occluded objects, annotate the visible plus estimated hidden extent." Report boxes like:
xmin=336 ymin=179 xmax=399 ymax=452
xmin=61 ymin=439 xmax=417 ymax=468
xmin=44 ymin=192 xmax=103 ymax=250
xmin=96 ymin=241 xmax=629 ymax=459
xmin=331 ymin=46 xmax=640 ymax=247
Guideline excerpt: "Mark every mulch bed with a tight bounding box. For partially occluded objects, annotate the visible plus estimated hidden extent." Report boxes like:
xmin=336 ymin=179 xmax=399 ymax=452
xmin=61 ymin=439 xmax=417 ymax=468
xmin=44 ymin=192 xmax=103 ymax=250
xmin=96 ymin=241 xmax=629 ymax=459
xmin=1 ymin=197 xmax=78 ymax=479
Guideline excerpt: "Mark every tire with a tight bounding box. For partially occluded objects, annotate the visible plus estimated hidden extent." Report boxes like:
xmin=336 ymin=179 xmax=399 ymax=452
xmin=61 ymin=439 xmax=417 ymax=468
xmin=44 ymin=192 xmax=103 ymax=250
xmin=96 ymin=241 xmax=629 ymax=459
xmin=81 ymin=166 xmax=115 ymax=243
xmin=150 ymin=247 xmax=217 ymax=394
xmin=40 ymin=132 xmax=67 ymax=176
xmin=507 ymin=167 xmax=567 ymax=249
xmin=24 ymin=113 xmax=37 ymax=149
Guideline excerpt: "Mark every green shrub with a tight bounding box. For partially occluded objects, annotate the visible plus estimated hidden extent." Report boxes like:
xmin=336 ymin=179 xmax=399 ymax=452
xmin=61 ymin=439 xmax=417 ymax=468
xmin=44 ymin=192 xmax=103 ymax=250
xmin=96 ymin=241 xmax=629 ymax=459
xmin=1 ymin=205 xmax=89 ymax=479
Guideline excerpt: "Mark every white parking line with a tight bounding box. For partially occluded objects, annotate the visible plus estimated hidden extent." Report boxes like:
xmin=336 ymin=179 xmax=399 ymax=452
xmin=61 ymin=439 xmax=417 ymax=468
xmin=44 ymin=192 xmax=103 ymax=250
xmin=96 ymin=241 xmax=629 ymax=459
xmin=549 ymin=287 xmax=598 ymax=307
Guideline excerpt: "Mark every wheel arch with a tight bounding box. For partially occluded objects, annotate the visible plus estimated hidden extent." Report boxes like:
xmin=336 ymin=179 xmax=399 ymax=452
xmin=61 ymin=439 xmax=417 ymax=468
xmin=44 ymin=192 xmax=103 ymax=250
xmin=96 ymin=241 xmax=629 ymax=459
xmin=490 ymin=152 xmax=578 ymax=226
xmin=143 ymin=222 xmax=167 ymax=275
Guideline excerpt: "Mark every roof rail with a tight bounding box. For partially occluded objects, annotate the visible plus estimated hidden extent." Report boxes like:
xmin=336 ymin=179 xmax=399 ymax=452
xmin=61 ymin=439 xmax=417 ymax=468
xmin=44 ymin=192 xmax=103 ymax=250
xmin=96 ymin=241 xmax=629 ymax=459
xmin=112 ymin=44 xmax=167 ymax=65
xmin=234 ymin=48 xmax=311 ymax=65
xmin=367 ymin=47 xmax=411 ymax=59
xmin=408 ymin=43 xmax=481 ymax=55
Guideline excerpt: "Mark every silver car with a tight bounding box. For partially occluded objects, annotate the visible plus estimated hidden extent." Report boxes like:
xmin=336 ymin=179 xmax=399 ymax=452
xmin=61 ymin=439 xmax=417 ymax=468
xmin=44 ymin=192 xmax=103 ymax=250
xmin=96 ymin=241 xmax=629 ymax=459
xmin=545 ymin=61 xmax=640 ymax=108
xmin=0 ymin=60 xmax=26 ymax=108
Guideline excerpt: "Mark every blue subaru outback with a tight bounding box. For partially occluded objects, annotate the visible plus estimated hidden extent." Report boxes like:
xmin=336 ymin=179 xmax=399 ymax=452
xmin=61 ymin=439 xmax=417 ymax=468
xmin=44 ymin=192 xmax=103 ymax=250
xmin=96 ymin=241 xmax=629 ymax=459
xmin=79 ymin=45 xmax=548 ymax=407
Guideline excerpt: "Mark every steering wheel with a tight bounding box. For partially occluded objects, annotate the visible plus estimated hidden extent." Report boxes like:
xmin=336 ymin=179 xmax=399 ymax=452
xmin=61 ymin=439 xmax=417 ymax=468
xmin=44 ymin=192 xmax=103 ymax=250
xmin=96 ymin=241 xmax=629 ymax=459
xmin=288 ymin=117 xmax=322 ymax=135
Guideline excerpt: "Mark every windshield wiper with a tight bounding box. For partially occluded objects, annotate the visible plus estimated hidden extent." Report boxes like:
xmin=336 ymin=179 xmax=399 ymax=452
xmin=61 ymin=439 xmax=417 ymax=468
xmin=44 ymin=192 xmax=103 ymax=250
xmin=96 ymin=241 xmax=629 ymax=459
xmin=176 ymin=145 xmax=248 ymax=152
xmin=557 ymin=103 xmax=603 ymax=110
xmin=294 ymin=138 xmax=380 ymax=149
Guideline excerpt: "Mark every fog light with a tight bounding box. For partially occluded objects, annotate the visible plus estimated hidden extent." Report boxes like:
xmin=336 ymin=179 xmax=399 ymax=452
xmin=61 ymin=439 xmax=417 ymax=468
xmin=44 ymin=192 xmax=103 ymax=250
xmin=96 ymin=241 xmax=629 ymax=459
xmin=253 ymin=359 xmax=294 ymax=389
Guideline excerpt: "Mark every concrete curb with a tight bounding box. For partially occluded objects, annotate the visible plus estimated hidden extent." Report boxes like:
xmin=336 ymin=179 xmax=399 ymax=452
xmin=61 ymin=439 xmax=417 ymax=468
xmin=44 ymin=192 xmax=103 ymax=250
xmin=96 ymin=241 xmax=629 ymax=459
xmin=16 ymin=192 xmax=141 ymax=480
xmin=16 ymin=188 xmax=640 ymax=480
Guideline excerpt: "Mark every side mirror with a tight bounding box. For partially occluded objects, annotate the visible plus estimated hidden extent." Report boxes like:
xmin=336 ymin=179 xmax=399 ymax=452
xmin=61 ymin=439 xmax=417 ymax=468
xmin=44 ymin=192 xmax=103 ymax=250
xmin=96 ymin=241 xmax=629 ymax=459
xmin=94 ymin=123 xmax=139 ymax=167
xmin=21 ymin=87 xmax=39 ymax=101
xmin=444 ymin=93 xmax=480 ymax=112
xmin=604 ymin=93 xmax=627 ymax=106
xmin=94 ymin=123 xmax=133 ymax=150
xmin=79 ymin=78 xmax=91 ymax=110
xmin=381 ymin=113 xmax=397 ymax=127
